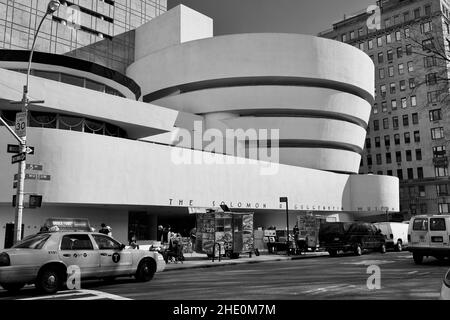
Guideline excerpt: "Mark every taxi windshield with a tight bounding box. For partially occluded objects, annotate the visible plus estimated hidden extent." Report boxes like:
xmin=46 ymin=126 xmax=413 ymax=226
xmin=12 ymin=233 xmax=51 ymax=249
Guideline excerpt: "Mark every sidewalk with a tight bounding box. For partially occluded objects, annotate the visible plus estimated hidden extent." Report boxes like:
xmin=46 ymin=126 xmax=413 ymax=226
xmin=163 ymin=251 xmax=329 ymax=271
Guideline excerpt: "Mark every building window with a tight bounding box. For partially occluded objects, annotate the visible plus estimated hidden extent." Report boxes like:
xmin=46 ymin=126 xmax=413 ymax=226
xmin=414 ymin=130 xmax=420 ymax=142
xmin=379 ymin=68 xmax=385 ymax=79
xmin=350 ymin=31 xmax=355 ymax=40
xmin=426 ymin=73 xmax=437 ymax=86
xmin=377 ymin=36 xmax=383 ymax=47
xmin=393 ymin=116 xmax=399 ymax=129
xmin=400 ymin=80 xmax=406 ymax=91
xmin=396 ymin=47 xmax=403 ymax=58
xmin=407 ymin=61 xmax=414 ymax=72
xmin=433 ymin=146 xmax=446 ymax=158
xmin=367 ymin=155 xmax=373 ymax=166
xmin=368 ymin=39 xmax=374 ymax=49
xmin=373 ymin=103 xmax=379 ymax=114
xmin=387 ymin=49 xmax=393 ymax=61
xmin=386 ymin=152 xmax=392 ymax=164
xmin=341 ymin=34 xmax=347 ymax=42
xmin=386 ymin=33 xmax=392 ymax=43
xmin=429 ymin=109 xmax=442 ymax=121
xmin=376 ymin=154 xmax=382 ymax=165
xmin=374 ymin=119 xmax=380 ymax=131
xmin=366 ymin=138 xmax=372 ymax=148
xmin=405 ymin=27 xmax=410 ymax=38
xmin=388 ymin=66 xmax=394 ymax=77
xmin=424 ymin=56 xmax=437 ymax=67
xmin=391 ymin=99 xmax=397 ymax=110
xmin=411 ymin=96 xmax=417 ymax=107
xmin=384 ymin=135 xmax=390 ymax=147
xmin=396 ymin=151 xmax=402 ymax=162
xmin=404 ymin=12 xmax=410 ymax=22
xmin=437 ymin=184 xmax=449 ymax=196
xmin=407 ymin=168 xmax=414 ymax=179
xmin=382 ymin=101 xmax=388 ymax=112
xmin=404 ymin=132 xmax=411 ymax=144
xmin=390 ymin=83 xmax=396 ymax=94
xmin=358 ymin=28 xmax=364 ymax=37
xmin=414 ymin=8 xmax=421 ymax=19
xmin=427 ymin=90 xmax=440 ymax=103
xmin=387 ymin=170 xmax=393 ymax=176
xmin=395 ymin=30 xmax=401 ymax=41
xmin=378 ymin=52 xmax=384 ymax=63
xmin=398 ymin=63 xmax=404 ymax=75
xmin=383 ymin=118 xmax=389 ymax=129
xmin=435 ymin=166 xmax=449 ymax=177
xmin=416 ymin=149 xmax=422 ymax=161
xmin=397 ymin=169 xmax=403 ymax=180
xmin=409 ymin=78 xmax=416 ymax=89
xmin=406 ymin=150 xmax=412 ymax=162
xmin=439 ymin=203 xmax=449 ymax=214
xmin=431 ymin=127 xmax=444 ymax=140
xmin=424 ymin=4 xmax=431 ymax=16
xmin=418 ymin=186 xmax=426 ymax=197
xmin=412 ymin=113 xmax=419 ymax=124
xmin=394 ymin=134 xmax=400 ymax=145
xmin=418 ymin=167 xmax=424 ymax=179
xmin=380 ymin=85 xmax=387 ymax=97
xmin=420 ymin=21 xmax=433 ymax=33
xmin=401 ymin=97 xmax=407 ymax=108
xmin=403 ymin=115 xmax=409 ymax=126
xmin=423 ymin=38 xmax=434 ymax=51
xmin=359 ymin=42 xmax=365 ymax=50
xmin=406 ymin=44 xmax=412 ymax=55
xmin=375 ymin=136 xmax=381 ymax=148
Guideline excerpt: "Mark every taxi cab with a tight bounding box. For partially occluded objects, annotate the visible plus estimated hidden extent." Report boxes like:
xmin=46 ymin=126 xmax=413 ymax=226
xmin=0 ymin=218 xmax=165 ymax=294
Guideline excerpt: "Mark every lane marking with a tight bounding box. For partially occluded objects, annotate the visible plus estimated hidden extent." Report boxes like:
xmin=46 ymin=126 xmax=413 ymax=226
xmin=407 ymin=271 xmax=418 ymax=275
xmin=19 ymin=289 xmax=131 ymax=301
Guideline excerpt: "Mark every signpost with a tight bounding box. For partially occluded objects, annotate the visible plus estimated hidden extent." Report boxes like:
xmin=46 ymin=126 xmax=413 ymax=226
xmin=280 ymin=197 xmax=289 ymax=256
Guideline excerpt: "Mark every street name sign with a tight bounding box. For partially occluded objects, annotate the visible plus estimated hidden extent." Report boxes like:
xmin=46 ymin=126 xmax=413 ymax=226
xmin=7 ymin=144 xmax=34 ymax=155
xmin=11 ymin=152 xmax=26 ymax=164
xmin=26 ymin=164 xmax=43 ymax=171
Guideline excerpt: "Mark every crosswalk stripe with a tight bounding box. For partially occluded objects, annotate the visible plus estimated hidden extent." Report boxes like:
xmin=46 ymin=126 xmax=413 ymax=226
xmin=19 ymin=289 xmax=131 ymax=301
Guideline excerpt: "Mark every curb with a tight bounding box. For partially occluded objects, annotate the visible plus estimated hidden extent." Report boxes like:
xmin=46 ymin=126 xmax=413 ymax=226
xmin=162 ymin=253 xmax=329 ymax=272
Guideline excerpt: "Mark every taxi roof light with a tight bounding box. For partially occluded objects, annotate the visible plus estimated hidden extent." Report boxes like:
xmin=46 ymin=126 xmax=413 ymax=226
xmin=43 ymin=218 xmax=92 ymax=232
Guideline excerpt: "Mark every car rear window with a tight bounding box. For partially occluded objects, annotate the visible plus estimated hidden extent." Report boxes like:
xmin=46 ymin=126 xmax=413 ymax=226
xmin=12 ymin=233 xmax=51 ymax=249
xmin=413 ymin=218 xmax=428 ymax=231
xmin=430 ymin=218 xmax=446 ymax=231
xmin=60 ymin=234 xmax=94 ymax=250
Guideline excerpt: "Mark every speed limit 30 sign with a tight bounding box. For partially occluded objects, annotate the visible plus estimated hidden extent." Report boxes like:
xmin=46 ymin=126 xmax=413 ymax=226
xmin=15 ymin=112 xmax=27 ymax=138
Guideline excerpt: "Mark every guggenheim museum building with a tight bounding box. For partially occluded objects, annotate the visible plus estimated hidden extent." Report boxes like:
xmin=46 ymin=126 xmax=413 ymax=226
xmin=0 ymin=0 xmax=399 ymax=247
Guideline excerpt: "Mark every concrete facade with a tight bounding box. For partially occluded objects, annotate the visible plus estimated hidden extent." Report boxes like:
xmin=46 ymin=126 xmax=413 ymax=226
xmin=0 ymin=5 xmax=400 ymax=248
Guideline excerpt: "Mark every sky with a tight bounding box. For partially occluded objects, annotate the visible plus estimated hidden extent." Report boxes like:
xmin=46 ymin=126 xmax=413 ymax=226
xmin=167 ymin=0 xmax=375 ymax=36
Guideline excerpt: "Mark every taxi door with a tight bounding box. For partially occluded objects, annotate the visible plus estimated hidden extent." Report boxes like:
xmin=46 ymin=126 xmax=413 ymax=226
xmin=91 ymin=234 xmax=133 ymax=277
xmin=411 ymin=217 xmax=429 ymax=248
xmin=58 ymin=234 xmax=100 ymax=279
xmin=429 ymin=217 xmax=449 ymax=248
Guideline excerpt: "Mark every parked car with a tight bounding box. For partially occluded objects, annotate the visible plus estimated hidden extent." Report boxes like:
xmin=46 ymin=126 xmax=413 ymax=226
xmin=407 ymin=215 xmax=450 ymax=264
xmin=0 ymin=218 xmax=165 ymax=294
xmin=373 ymin=222 xmax=409 ymax=251
xmin=441 ymin=268 xmax=450 ymax=300
xmin=319 ymin=222 xmax=386 ymax=256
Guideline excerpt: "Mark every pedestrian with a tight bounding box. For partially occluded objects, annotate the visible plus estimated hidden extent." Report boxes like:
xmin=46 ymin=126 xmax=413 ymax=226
xmin=157 ymin=225 xmax=164 ymax=242
xmin=162 ymin=226 xmax=169 ymax=243
xmin=99 ymin=223 xmax=109 ymax=235
xmin=106 ymin=226 xmax=113 ymax=237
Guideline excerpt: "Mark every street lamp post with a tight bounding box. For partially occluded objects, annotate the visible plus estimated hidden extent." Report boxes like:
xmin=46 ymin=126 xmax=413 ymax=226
xmin=11 ymin=1 xmax=61 ymax=244
xmin=280 ymin=197 xmax=289 ymax=256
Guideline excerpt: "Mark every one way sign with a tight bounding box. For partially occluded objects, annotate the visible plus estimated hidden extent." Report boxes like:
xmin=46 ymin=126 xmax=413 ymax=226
xmin=7 ymin=144 xmax=34 ymax=155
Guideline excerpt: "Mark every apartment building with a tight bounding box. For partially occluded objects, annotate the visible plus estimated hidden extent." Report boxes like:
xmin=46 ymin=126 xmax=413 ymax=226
xmin=320 ymin=0 xmax=450 ymax=219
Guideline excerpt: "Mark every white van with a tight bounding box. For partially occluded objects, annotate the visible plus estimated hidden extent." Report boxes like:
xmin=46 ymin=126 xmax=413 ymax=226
xmin=408 ymin=215 xmax=450 ymax=264
xmin=374 ymin=222 xmax=409 ymax=251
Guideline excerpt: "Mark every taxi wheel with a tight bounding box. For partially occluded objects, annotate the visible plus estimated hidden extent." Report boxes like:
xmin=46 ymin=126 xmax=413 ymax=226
xmin=1 ymin=283 xmax=25 ymax=293
xmin=36 ymin=267 xmax=62 ymax=294
xmin=135 ymin=259 xmax=156 ymax=282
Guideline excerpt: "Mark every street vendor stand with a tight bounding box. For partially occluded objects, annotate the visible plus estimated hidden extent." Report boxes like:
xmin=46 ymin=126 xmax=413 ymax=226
xmin=195 ymin=211 xmax=256 ymax=259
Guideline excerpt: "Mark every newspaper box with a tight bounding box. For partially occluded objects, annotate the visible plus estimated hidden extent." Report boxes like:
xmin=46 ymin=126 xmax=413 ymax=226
xmin=296 ymin=213 xmax=326 ymax=251
xmin=195 ymin=211 xmax=255 ymax=259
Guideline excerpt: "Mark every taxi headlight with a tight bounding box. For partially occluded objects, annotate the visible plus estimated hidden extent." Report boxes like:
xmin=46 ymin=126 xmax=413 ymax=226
xmin=444 ymin=269 xmax=450 ymax=288
xmin=0 ymin=253 xmax=10 ymax=267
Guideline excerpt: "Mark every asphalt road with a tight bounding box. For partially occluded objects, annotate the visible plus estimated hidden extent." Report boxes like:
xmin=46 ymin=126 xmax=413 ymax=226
xmin=1 ymin=251 xmax=449 ymax=300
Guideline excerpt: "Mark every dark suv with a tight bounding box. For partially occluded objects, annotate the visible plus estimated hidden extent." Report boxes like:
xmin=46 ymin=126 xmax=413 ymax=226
xmin=319 ymin=222 xmax=386 ymax=256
